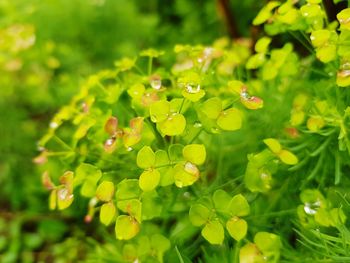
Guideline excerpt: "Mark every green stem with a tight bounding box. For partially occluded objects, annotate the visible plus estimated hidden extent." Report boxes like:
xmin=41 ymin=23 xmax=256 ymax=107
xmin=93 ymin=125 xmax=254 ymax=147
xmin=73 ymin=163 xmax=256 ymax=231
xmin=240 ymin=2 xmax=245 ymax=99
xmin=148 ymin=57 xmax=153 ymax=76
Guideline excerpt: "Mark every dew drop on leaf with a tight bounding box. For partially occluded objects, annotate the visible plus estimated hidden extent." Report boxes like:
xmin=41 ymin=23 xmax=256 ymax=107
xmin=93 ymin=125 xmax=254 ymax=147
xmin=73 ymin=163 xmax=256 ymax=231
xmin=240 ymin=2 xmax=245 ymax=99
xmin=186 ymin=84 xmax=201 ymax=94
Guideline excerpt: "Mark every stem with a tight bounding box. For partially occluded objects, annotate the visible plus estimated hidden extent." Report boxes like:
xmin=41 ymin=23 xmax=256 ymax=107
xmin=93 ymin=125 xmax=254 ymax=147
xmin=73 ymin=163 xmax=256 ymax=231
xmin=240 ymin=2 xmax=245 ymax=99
xmin=148 ymin=57 xmax=153 ymax=76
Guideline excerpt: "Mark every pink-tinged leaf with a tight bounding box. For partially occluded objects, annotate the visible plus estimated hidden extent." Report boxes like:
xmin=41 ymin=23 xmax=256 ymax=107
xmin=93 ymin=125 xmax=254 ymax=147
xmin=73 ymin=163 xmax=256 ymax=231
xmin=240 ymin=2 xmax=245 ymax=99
xmin=42 ymin=171 xmax=55 ymax=190
xmin=59 ymin=171 xmax=74 ymax=192
xmin=57 ymin=188 xmax=74 ymax=210
xmin=130 ymin=117 xmax=144 ymax=133
xmin=142 ymin=92 xmax=159 ymax=107
xmin=241 ymin=96 xmax=264 ymax=110
xmin=105 ymin=116 xmax=118 ymax=135
xmin=33 ymin=150 xmax=48 ymax=165
xmin=285 ymin=127 xmax=299 ymax=138
xmin=104 ymin=137 xmax=117 ymax=153
xmin=123 ymin=130 xmax=142 ymax=148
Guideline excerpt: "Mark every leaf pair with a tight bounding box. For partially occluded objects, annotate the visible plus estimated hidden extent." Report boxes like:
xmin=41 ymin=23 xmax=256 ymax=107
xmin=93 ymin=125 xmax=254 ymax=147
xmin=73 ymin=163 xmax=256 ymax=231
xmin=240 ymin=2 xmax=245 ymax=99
xmin=96 ymin=181 xmax=116 ymax=226
xmin=43 ymin=171 xmax=74 ymax=210
xmin=189 ymin=190 xmax=250 ymax=245
xmin=199 ymin=97 xmax=242 ymax=132
xmin=104 ymin=116 xmax=144 ymax=152
xmin=149 ymin=100 xmax=186 ymax=136
xmin=240 ymin=232 xmax=281 ymax=263
xmin=264 ymin=138 xmax=299 ymax=165
xmin=173 ymin=144 xmax=206 ymax=188
xmin=228 ymin=80 xmax=264 ymax=110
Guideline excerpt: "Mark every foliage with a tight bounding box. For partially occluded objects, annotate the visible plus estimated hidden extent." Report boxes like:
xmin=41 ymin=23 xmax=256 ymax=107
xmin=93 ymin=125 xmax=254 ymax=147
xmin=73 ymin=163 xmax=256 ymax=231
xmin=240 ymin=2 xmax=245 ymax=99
xmin=2 ymin=0 xmax=350 ymax=262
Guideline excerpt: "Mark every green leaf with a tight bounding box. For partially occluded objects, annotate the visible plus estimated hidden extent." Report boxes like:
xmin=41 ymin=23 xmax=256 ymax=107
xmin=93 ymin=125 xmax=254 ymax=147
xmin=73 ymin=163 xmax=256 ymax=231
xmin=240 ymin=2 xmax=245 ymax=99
xmin=139 ymin=169 xmax=160 ymax=192
xmin=96 ymin=181 xmax=115 ymax=202
xmin=155 ymin=150 xmax=169 ymax=167
xmin=116 ymin=179 xmax=141 ymax=201
xmin=151 ymin=234 xmax=171 ymax=254
xmin=189 ymin=204 xmax=210 ymax=226
xmin=217 ymin=108 xmax=242 ymax=131
xmin=117 ymin=199 xmax=142 ymax=223
xmin=57 ymin=188 xmax=74 ymax=210
xmin=150 ymin=100 xmax=170 ymax=123
xmin=74 ymin=163 xmax=102 ymax=187
xmin=239 ymin=243 xmax=266 ymax=263
xmin=115 ymin=215 xmax=140 ymax=240
xmin=330 ymin=208 xmax=347 ymax=226
xmin=174 ymin=162 xmax=200 ymax=188
xmin=49 ymin=189 xmax=57 ymax=210
xmin=316 ymin=45 xmax=337 ymax=63
xmin=182 ymin=88 xmax=205 ymax=102
xmin=337 ymin=8 xmax=350 ymax=30
xmin=137 ymin=146 xmax=156 ymax=169
xmin=263 ymin=138 xmax=281 ymax=154
xmin=201 ymin=219 xmax=224 ymax=245
xmin=128 ymin=83 xmax=145 ymax=99
xmin=141 ymin=191 xmax=162 ymax=220
xmin=182 ymin=144 xmax=206 ymax=165
xmin=168 ymin=144 xmax=184 ymax=162
xmin=255 ymin=37 xmax=271 ymax=53
xmin=253 ymin=1 xmax=280 ymax=25
xmin=254 ymin=232 xmax=281 ymax=256
xmin=212 ymin=189 xmax=231 ymax=212
xmin=158 ymin=113 xmax=186 ymax=136
xmin=201 ymin=97 xmax=222 ymax=119
xmin=278 ymin=150 xmax=298 ymax=165
xmin=100 ymin=202 xmax=116 ymax=226
xmin=229 ymin=194 xmax=250 ymax=217
xmin=226 ymin=217 xmax=248 ymax=241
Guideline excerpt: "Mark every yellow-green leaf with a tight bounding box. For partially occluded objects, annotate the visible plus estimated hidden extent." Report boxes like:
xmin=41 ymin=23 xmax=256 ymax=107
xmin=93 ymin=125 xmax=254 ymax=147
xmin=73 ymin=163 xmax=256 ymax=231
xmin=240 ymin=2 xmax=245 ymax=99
xmin=278 ymin=150 xmax=298 ymax=165
xmin=100 ymin=202 xmax=116 ymax=226
xmin=158 ymin=113 xmax=186 ymax=136
xmin=182 ymin=144 xmax=206 ymax=165
xmin=115 ymin=215 xmax=140 ymax=240
xmin=139 ymin=169 xmax=160 ymax=192
xmin=217 ymin=108 xmax=242 ymax=131
xmin=201 ymin=220 xmax=224 ymax=245
xmin=263 ymin=138 xmax=281 ymax=154
xmin=226 ymin=217 xmax=248 ymax=241
xmin=96 ymin=181 xmax=115 ymax=202
xmin=189 ymin=204 xmax=210 ymax=226
xmin=229 ymin=194 xmax=250 ymax=217
xmin=137 ymin=146 xmax=156 ymax=169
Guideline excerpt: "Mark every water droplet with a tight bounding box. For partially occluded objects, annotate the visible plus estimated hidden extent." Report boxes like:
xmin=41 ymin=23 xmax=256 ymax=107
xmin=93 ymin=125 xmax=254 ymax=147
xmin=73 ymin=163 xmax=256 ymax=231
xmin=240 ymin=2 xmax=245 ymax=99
xmin=194 ymin=122 xmax=202 ymax=128
xmin=203 ymin=47 xmax=214 ymax=58
xmin=176 ymin=180 xmax=183 ymax=188
xmin=211 ymin=127 xmax=220 ymax=133
xmin=150 ymin=79 xmax=162 ymax=90
xmin=58 ymin=188 xmax=69 ymax=200
xmin=127 ymin=146 xmax=133 ymax=152
xmin=183 ymin=192 xmax=191 ymax=198
xmin=338 ymin=69 xmax=350 ymax=78
xmin=197 ymin=58 xmax=203 ymax=63
xmin=37 ymin=145 xmax=45 ymax=152
xmin=304 ymin=200 xmax=321 ymax=215
xmin=240 ymin=90 xmax=250 ymax=100
xmin=150 ymin=115 xmax=158 ymax=122
xmin=105 ymin=138 xmax=114 ymax=146
xmin=50 ymin=122 xmax=58 ymax=129
xmin=184 ymin=162 xmax=199 ymax=175
xmin=186 ymin=84 xmax=201 ymax=94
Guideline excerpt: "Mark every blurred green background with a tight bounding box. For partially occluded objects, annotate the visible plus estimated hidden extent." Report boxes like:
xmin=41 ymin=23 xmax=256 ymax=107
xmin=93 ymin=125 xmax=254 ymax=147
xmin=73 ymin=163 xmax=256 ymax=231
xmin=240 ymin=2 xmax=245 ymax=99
xmin=0 ymin=0 xmax=262 ymax=262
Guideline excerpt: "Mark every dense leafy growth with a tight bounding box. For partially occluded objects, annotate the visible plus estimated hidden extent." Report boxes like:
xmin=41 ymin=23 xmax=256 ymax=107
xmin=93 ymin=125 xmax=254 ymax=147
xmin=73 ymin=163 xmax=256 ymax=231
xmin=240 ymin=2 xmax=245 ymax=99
xmin=2 ymin=0 xmax=350 ymax=262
